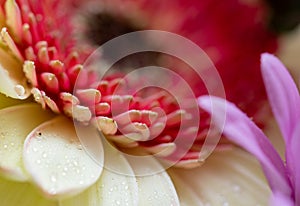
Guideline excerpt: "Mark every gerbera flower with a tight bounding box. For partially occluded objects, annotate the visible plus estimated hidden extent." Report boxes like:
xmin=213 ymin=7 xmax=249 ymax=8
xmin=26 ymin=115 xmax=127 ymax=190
xmin=199 ymin=53 xmax=300 ymax=205
xmin=75 ymin=0 xmax=278 ymax=125
xmin=0 ymin=92 xmax=272 ymax=205
xmin=0 ymin=0 xmax=276 ymax=205
xmin=0 ymin=0 xmax=206 ymax=168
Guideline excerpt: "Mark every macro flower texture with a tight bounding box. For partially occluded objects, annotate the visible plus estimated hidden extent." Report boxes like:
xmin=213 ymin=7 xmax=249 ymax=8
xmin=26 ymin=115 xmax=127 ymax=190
xmin=0 ymin=0 xmax=279 ymax=206
xmin=74 ymin=0 xmax=277 ymax=124
xmin=199 ymin=53 xmax=300 ymax=206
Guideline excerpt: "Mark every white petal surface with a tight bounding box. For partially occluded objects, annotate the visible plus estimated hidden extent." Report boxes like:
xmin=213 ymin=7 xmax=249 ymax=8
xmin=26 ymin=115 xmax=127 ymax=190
xmin=168 ymin=172 xmax=204 ymax=206
xmin=0 ymin=175 xmax=58 ymax=206
xmin=126 ymin=154 xmax=180 ymax=206
xmin=60 ymin=140 xmax=138 ymax=206
xmin=169 ymin=148 xmax=270 ymax=206
xmin=0 ymin=103 xmax=53 ymax=181
xmin=23 ymin=116 xmax=104 ymax=198
xmin=0 ymin=47 xmax=30 ymax=99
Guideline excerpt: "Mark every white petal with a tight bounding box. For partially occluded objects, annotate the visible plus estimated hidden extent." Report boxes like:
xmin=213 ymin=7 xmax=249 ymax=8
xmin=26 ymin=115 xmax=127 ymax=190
xmin=23 ymin=116 xmax=104 ymax=198
xmin=126 ymin=154 xmax=180 ymax=206
xmin=0 ymin=177 xmax=58 ymax=206
xmin=0 ymin=47 xmax=30 ymax=99
xmin=169 ymin=148 xmax=271 ymax=206
xmin=0 ymin=175 xmax=57 ymax=206
xmin=60 ymin=140 xmax=138 ymax=206
xmin=0 ymin=103 xmax=53 ymax=181
xmin=168 ymin=172 xmax=205 ymax=206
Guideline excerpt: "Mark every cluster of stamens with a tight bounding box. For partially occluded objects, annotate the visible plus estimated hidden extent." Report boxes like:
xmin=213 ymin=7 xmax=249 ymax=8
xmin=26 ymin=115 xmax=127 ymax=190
xmin=0 ymin=0 xmax=222 ymax=168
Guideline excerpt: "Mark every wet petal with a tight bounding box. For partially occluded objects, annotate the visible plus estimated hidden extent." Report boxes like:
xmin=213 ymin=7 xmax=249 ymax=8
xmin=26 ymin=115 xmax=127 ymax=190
xmin=0 ymin=47 xmax=30 ymax=99
xmin=126 ymin=154 xmax=180 ymax=205
xmin=261 ymin=53 xmax=300 ymax=144
xmin=0 ymin=175 xmax=57 ymax=206
xmin=169 ymin=148 xmax=271 ymax=206
xmin=60 ymin=140 xmax=138 ymax=206
xmin=0 ymin=103 xmax=53 ymax=181
xmin=23 ymin=116 xmax=104 ymax=198
xmin=199 ymin=96 xmax=292 ymax=196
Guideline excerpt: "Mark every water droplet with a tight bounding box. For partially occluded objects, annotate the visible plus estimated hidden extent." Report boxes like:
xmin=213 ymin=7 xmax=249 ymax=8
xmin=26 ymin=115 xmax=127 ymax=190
xmin=33 ymin=147 xmax=38 ymax=152
xmin=10 ymin=142 xmax=15 ymax=146
xmin=50 ymin=175 xmax=57 ymax=182
xmin=233 ymin=184 xmax=241 ymax=192
xmin=222 ymin=202 xmax=229 ymax=206
xmin=42 ymin=152 xmax=47 ymax=158
xmin=36 ymin=133 xmax=43 ymax=141
xmin=36 ymin=159 xmax=41 ymax=164
xmin=73 ymin=161 xmax=78 ymax=166
xmin=49 ymin=188 xmax=57 ymax=195
xmin=77 ymin=144 xmax=83 ymax=150
xmin=3 ymin=144 xmax=8 ymax=149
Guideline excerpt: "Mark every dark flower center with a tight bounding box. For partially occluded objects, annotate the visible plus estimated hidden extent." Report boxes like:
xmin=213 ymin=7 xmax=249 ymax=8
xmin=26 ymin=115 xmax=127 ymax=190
xmin=85 ymin=12 xmax=162 ymax=70
xmin=265 ymin=0 xmax=300 ymax=33
xmin=85 ymin=12 xmax=141 ymax=46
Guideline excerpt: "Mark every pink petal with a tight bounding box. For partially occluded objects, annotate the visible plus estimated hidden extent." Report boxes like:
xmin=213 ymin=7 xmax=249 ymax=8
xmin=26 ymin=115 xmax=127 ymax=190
xmin=270 ymin=192 xmax=294 ymax=206
xmin=261 ymin=53 xmax=300 ymax=145
xmin=289 ymin=121 xmax=300 ymax=204
xmin=198 ymin=96 xmax=292 ymax=197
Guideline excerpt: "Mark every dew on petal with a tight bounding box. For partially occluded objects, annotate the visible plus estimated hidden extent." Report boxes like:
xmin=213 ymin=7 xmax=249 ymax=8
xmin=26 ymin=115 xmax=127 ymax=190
xmin=23 ymin=116 xmax=104 ymax=198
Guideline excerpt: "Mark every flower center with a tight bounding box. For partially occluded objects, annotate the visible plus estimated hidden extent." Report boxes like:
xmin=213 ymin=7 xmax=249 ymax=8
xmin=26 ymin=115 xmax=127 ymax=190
xmin=84 ymin=11 xmax=162 ymax=71
xmin=85 ymin=12 xmax=140 ymax=46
